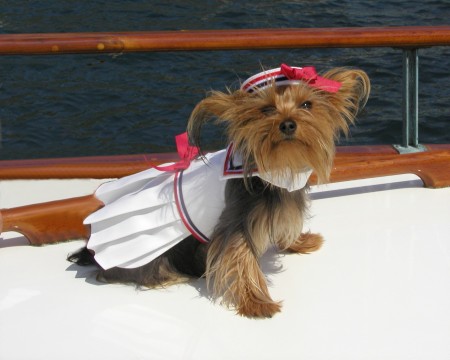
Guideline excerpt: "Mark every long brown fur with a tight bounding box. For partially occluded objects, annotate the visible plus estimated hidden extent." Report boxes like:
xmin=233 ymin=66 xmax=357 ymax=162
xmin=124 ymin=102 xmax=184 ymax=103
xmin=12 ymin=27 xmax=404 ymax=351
xmin=69 ymin=66 xmax=370 ymax=318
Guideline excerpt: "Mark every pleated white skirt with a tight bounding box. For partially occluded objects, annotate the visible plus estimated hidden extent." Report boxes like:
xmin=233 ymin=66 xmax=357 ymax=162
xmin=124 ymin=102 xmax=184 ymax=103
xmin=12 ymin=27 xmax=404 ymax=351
xmin=84 ymin=149 xmax=229 ymax=270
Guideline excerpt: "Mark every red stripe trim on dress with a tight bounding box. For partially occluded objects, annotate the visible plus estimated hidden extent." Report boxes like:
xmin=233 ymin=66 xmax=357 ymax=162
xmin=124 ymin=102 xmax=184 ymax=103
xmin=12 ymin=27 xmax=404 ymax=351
xmin=173 ymin=170 xmax=209 ymax=244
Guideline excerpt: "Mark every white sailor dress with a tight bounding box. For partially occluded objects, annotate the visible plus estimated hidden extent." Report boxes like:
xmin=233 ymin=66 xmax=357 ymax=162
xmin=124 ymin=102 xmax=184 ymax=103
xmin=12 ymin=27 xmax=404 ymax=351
xmin=84 ymin=134 xmax=312 ymax=270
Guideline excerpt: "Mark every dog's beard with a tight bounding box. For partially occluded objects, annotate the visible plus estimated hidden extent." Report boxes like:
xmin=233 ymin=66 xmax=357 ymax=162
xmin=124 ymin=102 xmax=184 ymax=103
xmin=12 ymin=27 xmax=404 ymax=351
xmin=233 ymin=133 xmax=334 ymax=186
xmin=261 ymin=138 xmax=335 ymax=184
xmin=229 ymin=146 xmax=313 ymax=191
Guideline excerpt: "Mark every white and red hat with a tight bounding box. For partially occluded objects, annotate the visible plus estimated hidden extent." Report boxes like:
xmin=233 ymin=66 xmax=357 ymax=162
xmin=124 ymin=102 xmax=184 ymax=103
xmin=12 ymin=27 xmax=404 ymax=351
xmin=240 ymin=63 xmax=342 ymax=93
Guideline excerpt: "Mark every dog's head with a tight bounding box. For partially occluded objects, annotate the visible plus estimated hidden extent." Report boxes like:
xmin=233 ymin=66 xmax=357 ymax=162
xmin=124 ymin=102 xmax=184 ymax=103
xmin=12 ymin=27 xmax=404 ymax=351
xmin=187 ymin=64 xmax=370 ymax=184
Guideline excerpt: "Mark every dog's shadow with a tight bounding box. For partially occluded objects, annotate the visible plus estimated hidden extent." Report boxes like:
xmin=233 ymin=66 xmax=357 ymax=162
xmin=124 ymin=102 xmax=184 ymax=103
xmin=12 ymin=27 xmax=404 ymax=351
xmin=66 ymin=262 xmax=107 ymax=286
xmin=66 ymin=246 xmax=287 ymax=299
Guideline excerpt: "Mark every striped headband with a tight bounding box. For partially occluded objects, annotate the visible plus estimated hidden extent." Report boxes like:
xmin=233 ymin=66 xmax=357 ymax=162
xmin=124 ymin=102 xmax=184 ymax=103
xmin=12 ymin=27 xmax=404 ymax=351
xmin=240 ymin=63 xmax=342 ymax=93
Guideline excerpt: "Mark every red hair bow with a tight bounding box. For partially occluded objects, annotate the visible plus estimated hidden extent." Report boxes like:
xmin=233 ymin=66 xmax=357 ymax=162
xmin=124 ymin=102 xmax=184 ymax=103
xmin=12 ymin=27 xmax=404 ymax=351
xmin=280 ymin=64 xmax=342 ymax=93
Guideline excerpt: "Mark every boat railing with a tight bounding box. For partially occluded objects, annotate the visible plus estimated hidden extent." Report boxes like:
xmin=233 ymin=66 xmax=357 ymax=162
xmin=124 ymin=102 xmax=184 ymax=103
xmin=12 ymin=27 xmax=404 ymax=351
xmin=0 ymin=26 xmax=450 ymax=153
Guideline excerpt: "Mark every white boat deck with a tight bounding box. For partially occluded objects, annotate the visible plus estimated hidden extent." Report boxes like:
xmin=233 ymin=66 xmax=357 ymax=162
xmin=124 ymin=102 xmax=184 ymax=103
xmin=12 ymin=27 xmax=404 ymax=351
xmin=1 ymin=175 xmax=449 ymax=360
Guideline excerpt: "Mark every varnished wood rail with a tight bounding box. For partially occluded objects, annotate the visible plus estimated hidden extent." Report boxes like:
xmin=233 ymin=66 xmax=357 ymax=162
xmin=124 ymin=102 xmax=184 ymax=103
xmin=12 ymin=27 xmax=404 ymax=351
xmin=1 ymin=26 xmax=450 ymax=55
xmin=1 ymin=145 xmax=448 ymax=246
xmin=0 ymin=145 xmax=449 ymax=188
xmin=327 ymin=145 xmax=450 ymax=188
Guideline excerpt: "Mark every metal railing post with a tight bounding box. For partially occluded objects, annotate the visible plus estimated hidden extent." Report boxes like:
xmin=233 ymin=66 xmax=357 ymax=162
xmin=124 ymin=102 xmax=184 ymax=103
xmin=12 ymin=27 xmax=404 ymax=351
xmin=394 ymin=48 xmax=426 ymax=153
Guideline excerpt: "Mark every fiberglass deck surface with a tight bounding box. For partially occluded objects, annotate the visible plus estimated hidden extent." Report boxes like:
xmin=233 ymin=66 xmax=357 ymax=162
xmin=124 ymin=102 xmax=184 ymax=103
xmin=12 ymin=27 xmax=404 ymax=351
xmin=1 ymin=175 xmax=449 ymax=360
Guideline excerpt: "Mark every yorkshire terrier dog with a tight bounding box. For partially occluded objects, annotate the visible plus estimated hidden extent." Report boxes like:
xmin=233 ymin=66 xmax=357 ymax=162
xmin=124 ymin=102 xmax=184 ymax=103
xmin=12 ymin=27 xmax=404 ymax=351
xmin=68 ymin=64 xmax=370 ymax=318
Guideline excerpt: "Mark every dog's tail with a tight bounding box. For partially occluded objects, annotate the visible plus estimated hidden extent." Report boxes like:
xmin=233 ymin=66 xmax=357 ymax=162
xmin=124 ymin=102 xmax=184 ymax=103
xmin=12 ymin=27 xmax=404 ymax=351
xmin=67 ymin=247 xmax=97 ymax=266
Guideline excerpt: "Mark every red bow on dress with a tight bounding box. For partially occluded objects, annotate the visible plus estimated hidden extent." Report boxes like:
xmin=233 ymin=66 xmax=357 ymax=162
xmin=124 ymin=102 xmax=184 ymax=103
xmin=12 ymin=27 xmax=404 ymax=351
xmin=154 ymin=132 xmax=199 ymax=171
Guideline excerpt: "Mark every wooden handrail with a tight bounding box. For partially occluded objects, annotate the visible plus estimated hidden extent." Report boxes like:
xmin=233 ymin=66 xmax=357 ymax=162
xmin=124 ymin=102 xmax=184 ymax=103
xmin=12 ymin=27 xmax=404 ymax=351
xmin=1 ymin=145 xmax=448 ymax=246
xmin=1 ymin=145 xmax=449 ymax=246
xmin=1 ymin=26 xmax=450 ymax=55
xmin=0 ymin=195 xmax=103 ymax=245
xmin=0 ymin=145 xmax=449 ymax=188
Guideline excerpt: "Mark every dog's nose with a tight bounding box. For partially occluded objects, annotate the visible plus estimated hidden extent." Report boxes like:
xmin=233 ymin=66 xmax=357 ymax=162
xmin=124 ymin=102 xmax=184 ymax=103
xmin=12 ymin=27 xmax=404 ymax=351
xmin=279 ymin=120 xmax=297 ymax=135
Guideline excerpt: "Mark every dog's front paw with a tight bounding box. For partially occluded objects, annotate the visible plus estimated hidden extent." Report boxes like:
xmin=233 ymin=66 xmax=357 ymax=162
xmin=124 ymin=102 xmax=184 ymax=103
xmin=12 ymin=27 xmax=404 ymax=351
xmin=237 ymin=300 xmax=282 ymax=318
xmin=287 ymin=232 xmax=324 ymax=254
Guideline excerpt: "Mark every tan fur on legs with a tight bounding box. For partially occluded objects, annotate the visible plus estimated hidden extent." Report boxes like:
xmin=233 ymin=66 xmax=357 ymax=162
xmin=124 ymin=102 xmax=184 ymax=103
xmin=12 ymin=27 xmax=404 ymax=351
xmin=206 ymin=233 xmax=281 ymax=318
xmin=287 ymin=232 xmax=324 ymax=254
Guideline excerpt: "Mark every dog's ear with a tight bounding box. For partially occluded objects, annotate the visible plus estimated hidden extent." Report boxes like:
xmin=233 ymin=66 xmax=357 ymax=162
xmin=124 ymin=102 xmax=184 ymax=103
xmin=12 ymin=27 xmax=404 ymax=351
xmin=322 ymin=68 xmax=371 ymax=136
xmin=187 ymin=90 xmax=246 ymax=149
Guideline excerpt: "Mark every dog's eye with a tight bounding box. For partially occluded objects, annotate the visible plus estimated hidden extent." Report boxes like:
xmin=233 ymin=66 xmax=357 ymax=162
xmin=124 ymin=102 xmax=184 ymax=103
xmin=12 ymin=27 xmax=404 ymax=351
xmin=300 ymin=101 xmax=312 ymax=110
xmin=260 ymin=105 xmax=277 ymax=115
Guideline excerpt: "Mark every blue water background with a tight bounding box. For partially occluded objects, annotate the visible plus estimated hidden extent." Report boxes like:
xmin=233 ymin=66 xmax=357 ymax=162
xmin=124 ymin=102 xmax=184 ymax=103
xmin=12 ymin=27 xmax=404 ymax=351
xmin=0 ymin=0 xmax=449 ymax=159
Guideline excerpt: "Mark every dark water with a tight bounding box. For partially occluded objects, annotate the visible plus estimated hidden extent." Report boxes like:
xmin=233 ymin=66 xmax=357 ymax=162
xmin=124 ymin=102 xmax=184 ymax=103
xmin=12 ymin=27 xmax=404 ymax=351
xmin=0 ymin=0 xmax=449 ymax=160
